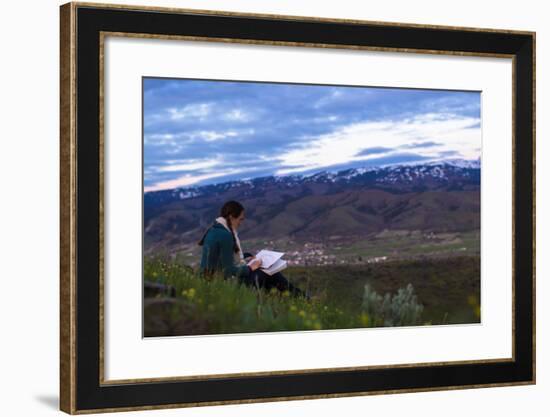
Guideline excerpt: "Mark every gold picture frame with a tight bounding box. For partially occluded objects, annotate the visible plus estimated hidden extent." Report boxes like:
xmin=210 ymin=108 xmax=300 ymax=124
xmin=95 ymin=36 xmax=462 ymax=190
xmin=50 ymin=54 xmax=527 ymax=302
xmin=60 ymin=2 xmax=535 ymax=413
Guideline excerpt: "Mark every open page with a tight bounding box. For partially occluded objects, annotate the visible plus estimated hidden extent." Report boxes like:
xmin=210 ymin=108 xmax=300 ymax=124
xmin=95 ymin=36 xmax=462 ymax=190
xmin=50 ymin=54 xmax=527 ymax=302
xmin=261 ymin=259 xmax=287 ymax=276
xmin=249 ymin=250 xmax=284 ymax=269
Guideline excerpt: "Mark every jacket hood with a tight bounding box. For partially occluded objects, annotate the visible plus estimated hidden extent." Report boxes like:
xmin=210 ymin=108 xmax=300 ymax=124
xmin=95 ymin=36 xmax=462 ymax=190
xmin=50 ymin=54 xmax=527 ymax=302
xmin=211 ymin=222 xmax=229 ymax=232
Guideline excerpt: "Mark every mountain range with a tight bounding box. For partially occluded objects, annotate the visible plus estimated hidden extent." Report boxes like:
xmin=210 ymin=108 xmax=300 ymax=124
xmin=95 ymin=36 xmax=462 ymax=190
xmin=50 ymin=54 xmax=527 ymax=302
xmin=144 ymin=159 xmax=481 ymax=253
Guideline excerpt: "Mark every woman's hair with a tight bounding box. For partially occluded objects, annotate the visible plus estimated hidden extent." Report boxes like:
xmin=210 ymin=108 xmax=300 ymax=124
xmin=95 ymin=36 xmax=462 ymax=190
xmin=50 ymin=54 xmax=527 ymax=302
xmin=220 ymin=201 xmax=244 ymax=253
xmin=198 ymin=200 xmax=244 ymax=254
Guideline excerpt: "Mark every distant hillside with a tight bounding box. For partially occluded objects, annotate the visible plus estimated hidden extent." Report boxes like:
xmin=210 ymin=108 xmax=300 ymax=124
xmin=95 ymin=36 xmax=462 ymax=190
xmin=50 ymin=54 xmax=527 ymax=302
xmin=144 ymin=160 xmax=480 ymax=254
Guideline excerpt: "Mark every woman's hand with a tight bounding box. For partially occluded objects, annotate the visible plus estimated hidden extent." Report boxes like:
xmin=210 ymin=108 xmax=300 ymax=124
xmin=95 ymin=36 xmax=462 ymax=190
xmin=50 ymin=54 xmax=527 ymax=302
xmin=248 ymin=258 xmax=262 ymax=271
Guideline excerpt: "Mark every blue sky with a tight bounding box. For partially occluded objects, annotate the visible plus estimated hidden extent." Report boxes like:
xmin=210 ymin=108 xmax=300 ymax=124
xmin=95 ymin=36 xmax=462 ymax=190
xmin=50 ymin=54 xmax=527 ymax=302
xmin=144 ymin=78 xmax=481 ymax=191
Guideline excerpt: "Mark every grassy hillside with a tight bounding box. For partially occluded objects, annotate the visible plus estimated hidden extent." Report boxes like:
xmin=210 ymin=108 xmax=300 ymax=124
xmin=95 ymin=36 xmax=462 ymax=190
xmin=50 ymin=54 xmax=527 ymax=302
xmin=285 ymin=255 xmax=480 ymax=325
xmin=144 ymin=255 xmax=480 ymax=337
xmin=144 ymin=258 xmax=369 ymax=336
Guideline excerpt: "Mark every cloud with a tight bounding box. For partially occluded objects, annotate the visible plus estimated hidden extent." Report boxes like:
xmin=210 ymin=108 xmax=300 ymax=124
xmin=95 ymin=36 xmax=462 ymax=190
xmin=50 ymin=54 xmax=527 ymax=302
xmin=144 ymin=169 xmax=244 ymax=192
xmin=223 ymin=109 xmax=253 ymax=122
xmin=167 ymin=103 xmax=212 ymax=120
xmin=274 ymin=113 xmax=480 ymax=176
xmin=438 ymin=150 xmax=460 ymax=157
xmin=364 ymin=152 xmax=433 ymax=166
xmin=355 ymin=146 xmax=393 ymax=157
xmin=193 ymin=130 xmax=239 ymax=142
xmin=143 ymin=78 xmax=481 ymax=189
xmin=401 ymin=141 xmax=443 ymax=149
xmin=154 ymin=158 xmax=220 ymax=173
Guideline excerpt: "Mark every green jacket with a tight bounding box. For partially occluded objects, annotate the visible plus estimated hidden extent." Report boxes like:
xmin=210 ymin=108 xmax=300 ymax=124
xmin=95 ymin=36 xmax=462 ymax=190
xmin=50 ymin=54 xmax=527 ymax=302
xmin=199 ymin=222 xmax=250 ymax=280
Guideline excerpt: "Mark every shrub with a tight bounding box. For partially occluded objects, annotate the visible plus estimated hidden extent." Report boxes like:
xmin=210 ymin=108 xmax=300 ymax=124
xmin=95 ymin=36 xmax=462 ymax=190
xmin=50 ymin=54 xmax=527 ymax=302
xmin=361 ymin=283 xmax=424 ymax=327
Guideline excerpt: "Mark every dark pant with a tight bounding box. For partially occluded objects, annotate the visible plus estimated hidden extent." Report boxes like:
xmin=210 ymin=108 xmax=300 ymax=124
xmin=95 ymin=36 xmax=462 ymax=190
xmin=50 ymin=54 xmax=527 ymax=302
xmin=241 ymin=253 xmax=307 ymax=298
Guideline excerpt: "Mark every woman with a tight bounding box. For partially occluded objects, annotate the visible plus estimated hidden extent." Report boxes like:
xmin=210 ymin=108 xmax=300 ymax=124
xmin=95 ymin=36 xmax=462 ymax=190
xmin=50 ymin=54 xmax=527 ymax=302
xmin=198 ymin=200 xmax=307 ymax=298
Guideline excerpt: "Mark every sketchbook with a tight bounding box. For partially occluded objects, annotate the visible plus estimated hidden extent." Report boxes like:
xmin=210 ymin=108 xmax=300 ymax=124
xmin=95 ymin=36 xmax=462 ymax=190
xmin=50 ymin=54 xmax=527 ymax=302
xmin=247 ymin=250 xmax=287 ymax=276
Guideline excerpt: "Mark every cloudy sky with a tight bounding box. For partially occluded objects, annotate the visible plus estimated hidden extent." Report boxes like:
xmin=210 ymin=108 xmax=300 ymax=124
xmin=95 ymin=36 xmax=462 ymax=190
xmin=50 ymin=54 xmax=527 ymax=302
xmin=143 ymin=78 xmax=481 ymax=192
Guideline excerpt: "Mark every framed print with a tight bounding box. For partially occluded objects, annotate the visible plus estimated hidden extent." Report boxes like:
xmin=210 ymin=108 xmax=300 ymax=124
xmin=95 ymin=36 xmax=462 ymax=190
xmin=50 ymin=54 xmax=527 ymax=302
xmin=59 ymin=1 xmax=536 ymax=414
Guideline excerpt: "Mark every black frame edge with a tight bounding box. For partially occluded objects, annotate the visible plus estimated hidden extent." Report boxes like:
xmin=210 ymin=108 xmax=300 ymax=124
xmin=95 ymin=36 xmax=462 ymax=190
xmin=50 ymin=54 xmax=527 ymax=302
xmin=66 ymin=3 xmax=535 ymax=412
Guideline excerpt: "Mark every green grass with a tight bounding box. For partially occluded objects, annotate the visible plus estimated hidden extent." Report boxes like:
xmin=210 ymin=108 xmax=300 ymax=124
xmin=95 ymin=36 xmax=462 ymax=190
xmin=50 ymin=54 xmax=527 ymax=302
xmin=285 ymin=256 xmax=480 ymax=325
xmin=330 ymin=230 xmax=480 ymax=259
xmin=144 ymin=254 xmax=480 ymax=337
xmin=144 ymin=257 xmax=371 ymax=337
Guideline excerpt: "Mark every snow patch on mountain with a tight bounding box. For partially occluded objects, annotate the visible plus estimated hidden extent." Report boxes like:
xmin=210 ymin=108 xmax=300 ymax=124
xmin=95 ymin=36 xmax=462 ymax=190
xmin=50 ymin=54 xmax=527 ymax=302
xmin=146 ymin=158 xmax=480 ymax=200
